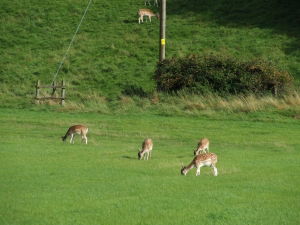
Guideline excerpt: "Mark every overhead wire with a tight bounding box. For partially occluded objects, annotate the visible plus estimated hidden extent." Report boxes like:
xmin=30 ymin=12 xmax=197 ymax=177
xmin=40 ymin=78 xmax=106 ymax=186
xmin=52 ymin=0 xmax=93 ymax=83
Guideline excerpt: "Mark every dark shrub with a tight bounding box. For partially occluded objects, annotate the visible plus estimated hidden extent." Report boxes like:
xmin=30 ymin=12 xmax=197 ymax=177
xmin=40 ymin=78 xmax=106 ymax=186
xmin=154 ymin=54 xmax=294 ymax=95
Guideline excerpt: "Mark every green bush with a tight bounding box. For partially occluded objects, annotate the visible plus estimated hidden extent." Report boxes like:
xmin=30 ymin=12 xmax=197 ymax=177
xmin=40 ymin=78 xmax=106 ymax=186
xmin=154 ymin=54 xmax=294 ymax=95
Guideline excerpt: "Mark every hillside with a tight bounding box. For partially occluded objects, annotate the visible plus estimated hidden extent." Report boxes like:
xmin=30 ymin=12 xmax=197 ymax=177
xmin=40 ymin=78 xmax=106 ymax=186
xmin=0 ymin=0 xmax=299 ymax=102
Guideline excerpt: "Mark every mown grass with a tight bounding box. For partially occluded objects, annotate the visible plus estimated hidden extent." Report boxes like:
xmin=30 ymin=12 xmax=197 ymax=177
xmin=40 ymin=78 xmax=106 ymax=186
xmin=0 ymin=108 xmax=300 ymax=225
xmin=0 ymin=0 xmax=299 ymax=102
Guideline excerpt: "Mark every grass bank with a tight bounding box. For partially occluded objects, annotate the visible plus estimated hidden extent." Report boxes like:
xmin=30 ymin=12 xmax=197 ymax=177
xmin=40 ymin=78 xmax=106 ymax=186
xmin=1 ymin=0 xmax=299 ymax=100
xmin=1 ymin=91 xmax=300 ymax=120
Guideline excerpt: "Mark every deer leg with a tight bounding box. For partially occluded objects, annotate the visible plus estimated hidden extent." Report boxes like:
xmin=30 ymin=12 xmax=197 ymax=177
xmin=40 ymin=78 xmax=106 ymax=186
xmin=212 ymin=164 xmax=218 ymax=176
xmin=196 ymin=166 xmax=201 ymax=176
xmin=140 ymin=152 xmax=144 ymax=160
xmin=70 ymin=134 xmax=74 ymax=144
xmin=149 ymin=16 xmax=152 ymax=23
xmin=82 ymin=135 xmax=87 ymax=144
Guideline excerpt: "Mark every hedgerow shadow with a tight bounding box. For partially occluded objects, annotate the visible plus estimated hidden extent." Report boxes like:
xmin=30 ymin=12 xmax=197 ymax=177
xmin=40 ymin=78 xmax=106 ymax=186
xmin=167 ymin=0 xmax=300 ymax=56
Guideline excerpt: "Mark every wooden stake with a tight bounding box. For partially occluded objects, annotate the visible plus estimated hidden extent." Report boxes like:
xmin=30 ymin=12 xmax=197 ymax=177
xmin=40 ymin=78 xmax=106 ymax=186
xmin=51 ymin=81 xmax=56 ymax=97
xmin=61 ymin=79 xmax=66 ymax=106
xmin=35 ymin=80 xmax=40 ymax=104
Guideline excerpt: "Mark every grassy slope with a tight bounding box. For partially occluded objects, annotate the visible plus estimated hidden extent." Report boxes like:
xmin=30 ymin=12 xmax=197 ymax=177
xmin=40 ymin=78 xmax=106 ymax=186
xmin=0 ymin=108 xmax=300 ymax=225
xmin=0 ymin=0 xmax=299 ymax=101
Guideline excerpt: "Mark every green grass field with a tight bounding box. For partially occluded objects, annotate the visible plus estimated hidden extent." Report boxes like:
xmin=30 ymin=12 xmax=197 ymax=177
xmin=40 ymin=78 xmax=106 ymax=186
xmin=1 ymin=108 xmax=300 ymax=225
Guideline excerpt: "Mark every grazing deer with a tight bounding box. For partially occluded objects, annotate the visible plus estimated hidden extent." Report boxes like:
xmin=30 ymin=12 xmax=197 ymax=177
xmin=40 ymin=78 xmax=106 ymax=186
xmin=138 ymin=138 xmax=153 ymax=160
xmin=194 ymin=138 xmax=209 ymax=155
xmin=181 ymin=153 xmax=218 ymax=176
xmin=138 ymin=9 xmax=159 ymax=24
xmin=145 ymin=0 xmax=158 ymax=6
xmin=62 ymin=125 xmax=88 ymax=144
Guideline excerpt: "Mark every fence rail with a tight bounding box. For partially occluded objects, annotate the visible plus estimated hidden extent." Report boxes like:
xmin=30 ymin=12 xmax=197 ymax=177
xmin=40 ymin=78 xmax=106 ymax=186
xmin=35 ymin=80 xmax=66 ymax=105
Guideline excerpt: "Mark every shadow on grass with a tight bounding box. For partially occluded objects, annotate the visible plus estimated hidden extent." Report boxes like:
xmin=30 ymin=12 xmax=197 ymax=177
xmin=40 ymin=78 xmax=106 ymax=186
xmin=122 ymin=155 xmax=137 ymax=160
xmin=123 ymin=19 xmax=137 ymax=24
xmin=167 ymin=0 xmax=300 ymax=56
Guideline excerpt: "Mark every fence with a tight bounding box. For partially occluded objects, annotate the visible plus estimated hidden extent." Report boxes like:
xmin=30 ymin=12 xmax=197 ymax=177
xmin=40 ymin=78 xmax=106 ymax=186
xmin=35 ymin=80 xmax=66 ymax=105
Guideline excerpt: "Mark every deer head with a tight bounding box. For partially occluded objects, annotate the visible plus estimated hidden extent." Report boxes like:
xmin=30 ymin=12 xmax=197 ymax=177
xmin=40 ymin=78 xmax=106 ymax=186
xmin=181 ymin=167 xmax=187 ymax=176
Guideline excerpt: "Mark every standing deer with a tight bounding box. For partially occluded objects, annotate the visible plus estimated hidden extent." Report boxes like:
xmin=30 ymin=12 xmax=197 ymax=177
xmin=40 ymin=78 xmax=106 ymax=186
xmin=62 ymin=125 xmax=88 ymax=144
xmin=194 ymin=138 xmax=209 ymax=155
xmin=145 ymin=0 xmax=158 ymax=6
xmin=138 ymin=138 xmax=153 ymax=160
xmin=138 ymin=9 xmax=159 ymax=24
xmin=181 ymin=153 xmax=218 ymax=176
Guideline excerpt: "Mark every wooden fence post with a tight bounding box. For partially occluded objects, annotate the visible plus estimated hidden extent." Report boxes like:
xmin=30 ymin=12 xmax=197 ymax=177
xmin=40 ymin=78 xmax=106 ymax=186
xmin=274 ymin=85 xmax=278 ymax=97
xmin=51 ymin=81 xmax=56 ymax=97
xmin=35 ymin=80 xmax=40 ymax=104
xmin=61 ymin=79 xmax=66 ymax=106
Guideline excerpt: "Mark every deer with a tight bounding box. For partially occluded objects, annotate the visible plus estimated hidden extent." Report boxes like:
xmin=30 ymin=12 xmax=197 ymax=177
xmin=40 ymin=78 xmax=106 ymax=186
xmin=194 ymin=138 xmax=209 ymax=155
xmin=138 ymin=138 xmax=153 ymax=160
xmin=61 ymin=125 xmax=88 ymax=144
xmin=138 ymin=9 xmax=159 ymax=24
xmin=181 ymin=153 xmax=218 ymax=176
xmin=145 ymin=0 xmax=158 ymax=6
